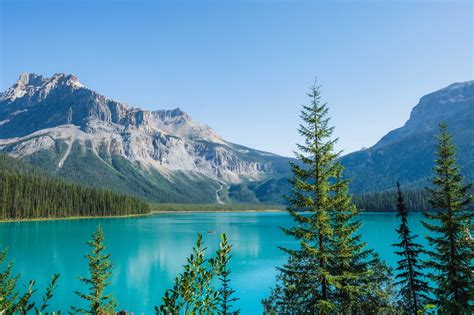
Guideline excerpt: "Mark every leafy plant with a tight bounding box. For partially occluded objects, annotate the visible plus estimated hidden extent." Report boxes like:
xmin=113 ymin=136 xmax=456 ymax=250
xmin=0 ymin=248 xmax=60 ymax=314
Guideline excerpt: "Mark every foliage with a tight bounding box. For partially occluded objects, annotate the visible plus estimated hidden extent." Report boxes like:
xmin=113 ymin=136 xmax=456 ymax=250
xmin=157 ymin=233 xmax=239 ymax=315
xmin=328 ymin=167 xmax=374 ymax=313
xmin=0 ymin=153 xmax=150 ymax=220
xmin=265 ymin=81 xmax=392 ymax=314
xmin=73 ymin=226 xmax=117 ymax=314
xmin=353 ymin=188 xmax=431 ymax=212
xmin=15 ymin=137 xmax=295 ymax=205
xmin=0 ymin=248 xmax=60 ymax=314
xmin=0 ymin=248 xmax=19 ymax=312
xmin=392 ymin=182 xmax=429 ymax=314
xmin=215 ymin=234 xmax=239 ymax=315
xmin=422 ymin=123 xmax=474 ymax=314
xmin=358 ymin=254 xmax=396 ymax=314
xmin=157 ymin=234 xmax=219 ymax=314
xmin=275 ymin=81 xmax=340 ymax=312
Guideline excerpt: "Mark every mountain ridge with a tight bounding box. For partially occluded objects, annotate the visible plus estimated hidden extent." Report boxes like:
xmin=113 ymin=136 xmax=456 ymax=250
xmin=1 ymin=73 xmax=472 ymax=204
xmin=0 ymin=73 xmax=293 ymax=203
xmin=341 ymin=80 xmax=474 ymax=194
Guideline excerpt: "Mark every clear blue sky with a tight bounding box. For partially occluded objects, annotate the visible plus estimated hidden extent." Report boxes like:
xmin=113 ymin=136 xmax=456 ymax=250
xmin=1 ymin=0 xmax=472 ymax=157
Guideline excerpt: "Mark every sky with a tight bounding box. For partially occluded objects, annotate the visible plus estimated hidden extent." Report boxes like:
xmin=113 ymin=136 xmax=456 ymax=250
xmin=0 ymin=0 xmax=472 ymax=157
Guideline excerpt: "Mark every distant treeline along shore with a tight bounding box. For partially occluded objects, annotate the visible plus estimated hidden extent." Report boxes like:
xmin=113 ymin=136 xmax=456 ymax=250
xmin=0 ymin=154 xmax=437 ymax=221
xmin=1 ymin=80 xmax=472 ymax=314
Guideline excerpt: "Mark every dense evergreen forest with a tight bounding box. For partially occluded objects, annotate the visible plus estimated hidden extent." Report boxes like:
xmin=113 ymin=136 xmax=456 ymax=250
xmin=0 ymin=154 xmax=150 ymax=220
xmin=0 ymin=143 xmax=468 ymax=221
xmin=353 ymin=188 xmax=431 ymax=212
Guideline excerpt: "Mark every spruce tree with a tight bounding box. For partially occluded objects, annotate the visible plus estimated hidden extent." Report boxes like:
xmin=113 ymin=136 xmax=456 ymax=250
xmin=422 ymin=123 xmax=474 ymax=314
xmin=329 ymin=166 xmax=373 ymax=313
xmin=265 ymin=81 xmax=342 ymax=313
xmin=393 ymin=182 xmax=429 ymax=314
xmin=73 ymin=226 xmax=116 ymax=314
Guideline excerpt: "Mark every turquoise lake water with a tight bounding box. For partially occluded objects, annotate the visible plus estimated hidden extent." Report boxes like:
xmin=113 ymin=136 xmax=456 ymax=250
xmin=0 ymin=212 xmax=429 ymax=314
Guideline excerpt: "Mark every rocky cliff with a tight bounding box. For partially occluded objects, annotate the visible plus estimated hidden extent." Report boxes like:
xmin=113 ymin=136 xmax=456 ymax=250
xmin=0 ymin=73 xmax=293 ymax=203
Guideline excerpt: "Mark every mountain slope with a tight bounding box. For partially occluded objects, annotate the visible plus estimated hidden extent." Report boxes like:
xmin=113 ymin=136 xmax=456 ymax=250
xmin=341 ymin=81 xmax=474 ymax=194
xmin=0 ymin=73 xmax=293 ymax=203
xmin=0 ymin=153 xmax=150 ymax=219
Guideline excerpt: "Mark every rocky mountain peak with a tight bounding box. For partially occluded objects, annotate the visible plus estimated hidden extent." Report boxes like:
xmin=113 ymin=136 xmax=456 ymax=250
xmin=0 ymin=72 xmax=291 ymax=200
xmin=373 ymin=80 xmax=474 ymax=149
xmin=49 ymin=73 xmax=85 ymax=89
xmin=153 ymin=107 xmax=190 ymax=120
xmin=409 ymin=81 xmax=474 ymax=124
xmin=1 ymin=72 xmax=86 ymax=103
xmin=0 ymin=73 xmax=227 ymax=145
xmin=1 ymin=73 xmax=46 ymax=101
xmin=419 ymin=81 xmax=474 ymax=103
xmin=17 ymin=72 xmax=46 ymax=86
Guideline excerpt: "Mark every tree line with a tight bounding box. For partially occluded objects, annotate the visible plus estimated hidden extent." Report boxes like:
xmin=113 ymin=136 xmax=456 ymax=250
xmin=353 ymin=187 xmax=431 ymax=212
xmin=0 ymin=81 xmax=472 ymax=314
xmin=0 ymin=155 xmax=150 ymax=220
xmin=261 ymin=84 xmax=472 ymax=314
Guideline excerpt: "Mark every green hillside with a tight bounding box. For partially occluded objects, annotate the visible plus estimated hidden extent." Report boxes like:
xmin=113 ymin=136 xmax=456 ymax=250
xmin=0 ymin=154 xmax=150 ymax=220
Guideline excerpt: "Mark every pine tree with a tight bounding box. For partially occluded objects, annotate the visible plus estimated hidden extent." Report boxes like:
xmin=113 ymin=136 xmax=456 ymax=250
xmin=329 ymin=165 xmax=373 ymax=313
xmin=265 ymin=81 xmax=341 ymax=313
xmin=393 ymin=182 xmax=429 ymax=314
xmin=73 ymin=226 xmax=116 ymax=314
xmin=215 ymin=234 xmax=239 ymax=315
xmin=422 ymin=123 xmax=474 ymax=314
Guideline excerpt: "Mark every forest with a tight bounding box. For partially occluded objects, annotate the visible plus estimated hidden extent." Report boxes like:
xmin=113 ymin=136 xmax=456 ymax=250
xmin=0 ymin=149 xmax=434 ymax=220
xmin=0 ymin=154 xmax=150 ymax=220
xmin=353 ymin=188 xmax=431 ymax=212
xmin=0 ymin=82 xmax=472 ymax=314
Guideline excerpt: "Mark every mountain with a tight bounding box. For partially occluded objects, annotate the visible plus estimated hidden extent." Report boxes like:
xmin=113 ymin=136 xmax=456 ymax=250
xmin=0 ymin=73 xmax=293 ymax=204
xmin=341 ymin=80 xmax=474 ymax=194
xmin=2 ymin=74 xmax=471 ymax=206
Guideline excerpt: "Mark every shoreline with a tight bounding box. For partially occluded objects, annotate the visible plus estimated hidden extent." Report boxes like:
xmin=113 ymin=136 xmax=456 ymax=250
xmin=153 ymin=208 xmax=285 ymax=214
xmin=0 ymin=208 xmax=286 ymax=223
xmin=0 ymin=211 xmax=158 ymax=223
xmin=0 ymin=208 xmax=412 ymax=223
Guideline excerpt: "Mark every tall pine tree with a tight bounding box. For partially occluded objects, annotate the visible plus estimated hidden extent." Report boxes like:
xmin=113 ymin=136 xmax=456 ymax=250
xmin=264 ymin=81 xmax=393 ymax=314
xmin=265 ymin=81 xmax=381 ymax=313
xmin=280 ymin=81 xmax=339 ymax=312
xmin=422 ymin=123 xmax=474 ymax=314
xmin=393 ymin=182 xmax=429 ymax=314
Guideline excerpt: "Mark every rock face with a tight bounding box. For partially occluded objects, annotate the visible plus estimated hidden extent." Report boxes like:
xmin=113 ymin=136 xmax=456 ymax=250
xmin=341 ymin=81 xmax=474 ymax=194
xmin=0 ymin=73 xmax=293 ymax=203
xmin=3 ymin=73 xmax=469 ymax=202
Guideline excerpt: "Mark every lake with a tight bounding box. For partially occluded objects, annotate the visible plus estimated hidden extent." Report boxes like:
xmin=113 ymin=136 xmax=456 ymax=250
xmin=0 ymin=211 xmax=429 ymax=314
